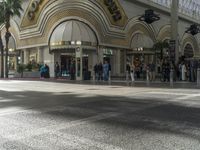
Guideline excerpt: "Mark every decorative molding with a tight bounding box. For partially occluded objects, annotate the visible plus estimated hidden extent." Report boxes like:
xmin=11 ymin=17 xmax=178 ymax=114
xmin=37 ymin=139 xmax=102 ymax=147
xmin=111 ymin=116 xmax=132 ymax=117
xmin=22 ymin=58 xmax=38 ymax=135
xmin=181 ymin=33 xmax=199 ymax=56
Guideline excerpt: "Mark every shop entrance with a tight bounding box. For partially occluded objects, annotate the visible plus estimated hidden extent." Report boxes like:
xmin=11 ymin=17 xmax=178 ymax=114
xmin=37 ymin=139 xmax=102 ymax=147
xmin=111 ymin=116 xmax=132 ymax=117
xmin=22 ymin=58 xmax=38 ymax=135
xmin=60 ymin=55 xmax=75 ymax=77
xmin=82 ymin=56 xmax=90 ymax=80
xmin=50 ymin=20 xmax=98 ymax=80
xmin=127 ymin=52 xmax=154 ymax=79
xmin=60 ymin=54 xmax=90 ymax=80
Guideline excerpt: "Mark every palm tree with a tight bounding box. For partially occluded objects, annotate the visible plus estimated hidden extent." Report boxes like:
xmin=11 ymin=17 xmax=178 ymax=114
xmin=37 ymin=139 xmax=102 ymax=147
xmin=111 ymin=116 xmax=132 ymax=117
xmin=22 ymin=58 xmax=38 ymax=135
xmin=0 ymin=3 xmax=5 ymax=78
xmin=1 ymin=0 xmax=23 ymax=78
xmin=0 ymin=31 xmax=4 ymax=78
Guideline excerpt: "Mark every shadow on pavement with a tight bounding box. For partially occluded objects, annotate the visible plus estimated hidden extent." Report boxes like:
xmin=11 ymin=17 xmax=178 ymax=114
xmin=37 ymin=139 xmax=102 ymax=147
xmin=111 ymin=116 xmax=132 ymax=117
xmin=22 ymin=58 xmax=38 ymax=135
xmin=0 ymin=89 xmax=200 ymax=141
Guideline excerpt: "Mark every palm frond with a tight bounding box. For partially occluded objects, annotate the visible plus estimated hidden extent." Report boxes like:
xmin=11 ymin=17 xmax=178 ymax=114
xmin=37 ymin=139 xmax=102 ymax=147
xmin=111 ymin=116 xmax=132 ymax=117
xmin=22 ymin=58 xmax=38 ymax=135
xmin=0 ymin=3 xmax=5 ymax=25
xmin=0 ymin=0 xmax=23 ymax=29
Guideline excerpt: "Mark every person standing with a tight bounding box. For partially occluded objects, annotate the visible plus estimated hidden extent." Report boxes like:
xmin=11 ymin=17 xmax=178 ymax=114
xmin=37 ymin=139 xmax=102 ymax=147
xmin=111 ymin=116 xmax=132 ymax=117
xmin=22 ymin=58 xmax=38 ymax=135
xmin=70 ymin=61 xmax=75 ymax=80
xmin=181 ymin=62 xmax=187 ymax=81
xmin=162 ymin=60 xmax=170 ymax=82
xmin=149 ymin=62 xmax=156 ymax=81
xmin=94 ymin=63 xmax=98 ymax=80
xmin=130 ymin=62 xmax=135 ymax=82
xmin=103 ymin=60 xmax=109 ymax=81
xmin=98 ymin=62 xmax=103 ymax=81
xmin=44 ymin=64 xmax=50 ymax=78
xmin=40 ymin=64 xmax=45 ymax=78
xmin=54 ymin=61 xmax=60 ymax=78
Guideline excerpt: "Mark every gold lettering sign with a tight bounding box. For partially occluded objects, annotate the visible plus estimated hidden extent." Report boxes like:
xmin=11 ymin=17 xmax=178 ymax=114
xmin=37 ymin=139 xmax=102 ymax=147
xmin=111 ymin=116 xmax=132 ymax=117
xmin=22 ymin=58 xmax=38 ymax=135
xmin=27 ymin=0 xmax=43 ymax=20
xmin=96 ymin=0 xmax=128 ymax=27
xmin=21 ymin=0 xmax=49 ymax=28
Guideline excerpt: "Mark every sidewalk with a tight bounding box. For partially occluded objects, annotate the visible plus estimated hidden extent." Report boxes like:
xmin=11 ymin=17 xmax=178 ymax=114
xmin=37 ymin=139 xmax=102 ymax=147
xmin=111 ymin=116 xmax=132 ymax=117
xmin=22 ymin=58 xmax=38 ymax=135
xmin=1 ymin=77 xmax=200 ymax=89
xmin=76 ymin=79 xmax=200 ymax=89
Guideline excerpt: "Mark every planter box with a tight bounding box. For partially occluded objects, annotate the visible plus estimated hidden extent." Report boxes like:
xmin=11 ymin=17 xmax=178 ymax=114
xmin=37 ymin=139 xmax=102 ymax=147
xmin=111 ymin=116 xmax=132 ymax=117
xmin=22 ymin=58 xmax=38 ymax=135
xmin=14 ymin=71 xmax=40 ymax=78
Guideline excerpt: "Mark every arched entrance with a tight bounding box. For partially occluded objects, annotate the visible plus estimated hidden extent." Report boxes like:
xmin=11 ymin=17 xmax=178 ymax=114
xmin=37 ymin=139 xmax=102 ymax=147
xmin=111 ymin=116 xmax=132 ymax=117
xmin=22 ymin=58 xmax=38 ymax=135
xmin=49 ymin=20 xmax=98 ymax=80
xmin=127 ymin=32 xmax=154 ymax=79
xmin=182 ymin=43 xmax=198 ymax=82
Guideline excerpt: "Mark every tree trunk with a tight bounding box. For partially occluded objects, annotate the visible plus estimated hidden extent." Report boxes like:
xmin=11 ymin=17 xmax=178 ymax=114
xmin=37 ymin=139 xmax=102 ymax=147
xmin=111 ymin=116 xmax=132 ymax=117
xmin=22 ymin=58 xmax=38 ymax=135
xmin=5 ymin=15 xmax=11 ymax=78
xmin=5 ymin=32 xmax=9 ymax=78
xmin=0 ymin=34 xmax=4 ymax=78
xmin=5 ymin=31 xmax=11 ymax=78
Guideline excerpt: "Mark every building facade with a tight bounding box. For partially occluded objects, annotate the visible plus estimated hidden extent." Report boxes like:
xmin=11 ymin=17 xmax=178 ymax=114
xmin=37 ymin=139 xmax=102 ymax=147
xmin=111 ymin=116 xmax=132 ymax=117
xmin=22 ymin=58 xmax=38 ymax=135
xmin=1 ymin=0 xmax=200 ymax=79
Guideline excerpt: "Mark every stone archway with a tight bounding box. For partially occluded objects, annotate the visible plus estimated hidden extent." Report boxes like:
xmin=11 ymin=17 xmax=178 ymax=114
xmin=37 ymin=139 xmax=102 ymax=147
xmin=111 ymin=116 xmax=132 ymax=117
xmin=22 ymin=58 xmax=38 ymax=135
xmin=181 ymin=33 xmax=199 ymax=57
xmin=127 ymin=21 xmax=156 ymax=46
xmin=157 ymin=25 xmax=171 ymax=42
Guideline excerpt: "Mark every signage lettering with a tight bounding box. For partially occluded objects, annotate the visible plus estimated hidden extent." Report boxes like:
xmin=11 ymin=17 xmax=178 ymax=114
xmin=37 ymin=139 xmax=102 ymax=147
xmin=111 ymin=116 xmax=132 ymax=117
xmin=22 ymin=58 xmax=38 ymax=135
xmin=27 ymin=0 xmax=43 ymax=20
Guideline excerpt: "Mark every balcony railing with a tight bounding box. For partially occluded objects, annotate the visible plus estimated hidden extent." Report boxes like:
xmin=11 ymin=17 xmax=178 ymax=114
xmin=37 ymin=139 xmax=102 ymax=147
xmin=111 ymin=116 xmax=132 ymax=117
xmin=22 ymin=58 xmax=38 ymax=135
xmin=148 ymin=0 xmax=200 ymax=20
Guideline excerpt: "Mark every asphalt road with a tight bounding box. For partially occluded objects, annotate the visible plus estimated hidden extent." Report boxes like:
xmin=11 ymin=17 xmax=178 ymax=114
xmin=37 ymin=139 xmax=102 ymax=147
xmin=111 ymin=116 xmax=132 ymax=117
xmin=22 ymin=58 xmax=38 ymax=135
xmin=0 ymin=80 xmax=200 ymax=150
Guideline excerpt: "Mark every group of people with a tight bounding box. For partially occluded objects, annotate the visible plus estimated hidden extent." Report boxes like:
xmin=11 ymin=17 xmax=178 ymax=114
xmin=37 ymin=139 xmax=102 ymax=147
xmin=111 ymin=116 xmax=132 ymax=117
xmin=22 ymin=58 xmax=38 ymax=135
xmin=40 ymin=62 xmax=60 ymax=79
xmin=40 ymin=59 xmax=200 ymax=82
xmin=126 ymin=58 xmax=200 ymax=82
xmin=126 ymin=61 xmax=156 ymax=82
xmin=94 ymin=60 xmax=111 ymax=81
xmin=177 ymin=60 xmax=199 ymax=82
xmin=40 ymin=64 xmax=50 ymax=78
xmin=159 ymin=59 xmax=199 ymax=82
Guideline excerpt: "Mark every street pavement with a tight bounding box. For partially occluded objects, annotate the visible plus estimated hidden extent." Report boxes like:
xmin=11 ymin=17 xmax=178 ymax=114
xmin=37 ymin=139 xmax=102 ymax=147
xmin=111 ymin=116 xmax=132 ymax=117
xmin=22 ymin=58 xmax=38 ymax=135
xmin=0 ymin=80 xmax=200 ymax=150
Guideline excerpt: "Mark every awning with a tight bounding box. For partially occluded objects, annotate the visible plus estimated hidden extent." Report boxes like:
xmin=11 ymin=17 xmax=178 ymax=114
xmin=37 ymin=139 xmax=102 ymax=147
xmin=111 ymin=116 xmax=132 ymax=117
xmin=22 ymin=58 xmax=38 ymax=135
xmin=50 ymin=20 xmax=97 ymax=50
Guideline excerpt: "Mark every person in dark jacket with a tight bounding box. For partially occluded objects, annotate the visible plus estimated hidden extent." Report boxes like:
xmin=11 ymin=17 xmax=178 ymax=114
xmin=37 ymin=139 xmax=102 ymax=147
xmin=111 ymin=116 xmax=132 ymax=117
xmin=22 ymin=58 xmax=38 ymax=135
xmin=55 ymin=61 xmax=60 ymax=78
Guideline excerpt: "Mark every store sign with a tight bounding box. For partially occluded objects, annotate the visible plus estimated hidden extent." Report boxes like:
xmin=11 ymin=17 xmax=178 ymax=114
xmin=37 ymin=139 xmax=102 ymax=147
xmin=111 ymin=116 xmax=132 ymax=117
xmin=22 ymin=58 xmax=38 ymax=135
xmin=103 ymin=49 xmax=113 ymax=55
xmin=169 ymin=40 xmax=176 ymax=62
xmin=104 ymin=0 xmax=122 ymax=22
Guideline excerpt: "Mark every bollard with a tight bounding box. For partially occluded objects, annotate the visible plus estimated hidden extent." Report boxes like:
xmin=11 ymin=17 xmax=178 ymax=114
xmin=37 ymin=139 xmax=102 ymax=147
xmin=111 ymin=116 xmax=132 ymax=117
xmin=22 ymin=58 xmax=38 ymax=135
xmin=92 ymin=71 xmax=96 ymax=84
xmin=108 ymin=71 xmax=111 ymax=82
xmin=170 ymin=69 xmax=174 ymax=87
xmin=126 ymin=71 xmax=129 ymax=81
xmin=197 ymin=68 xmax=200 ymax=87
xmin=146 ymin=69 xmax=150 ymax=86
xmin=93 ymin=71 xmax=95 ymax=81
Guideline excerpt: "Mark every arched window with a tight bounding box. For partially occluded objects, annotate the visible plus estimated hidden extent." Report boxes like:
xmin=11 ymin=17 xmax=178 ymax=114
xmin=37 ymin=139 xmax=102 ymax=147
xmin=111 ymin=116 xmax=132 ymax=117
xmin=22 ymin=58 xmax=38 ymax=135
xmin=184 ymin=43 xmax=194 ymax=58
